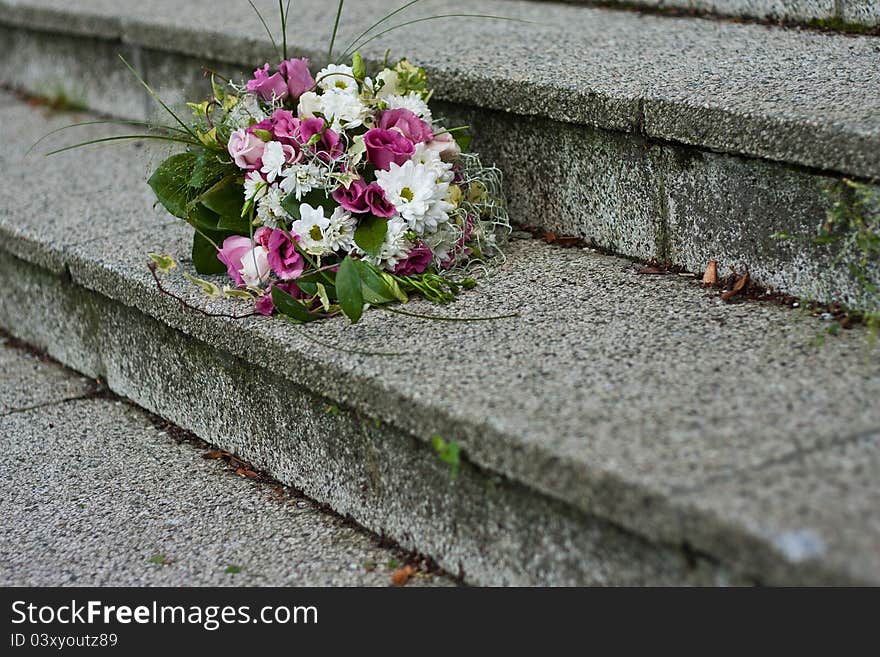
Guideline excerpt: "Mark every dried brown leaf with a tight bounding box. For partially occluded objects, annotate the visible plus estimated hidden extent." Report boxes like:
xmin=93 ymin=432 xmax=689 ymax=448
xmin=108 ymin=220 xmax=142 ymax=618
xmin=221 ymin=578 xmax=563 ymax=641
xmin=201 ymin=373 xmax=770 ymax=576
xmin=202 ymin=450 xmax=226 ymax=460
xmin=637 ymin=266 xmax=669 ymax=275
xmin=720 ymin=272 xmax=749 ymax=302
xmin=702 ymin=260 xmax=718 ymax=285
xmin=391 ymin=565 xmax=416 ymax=587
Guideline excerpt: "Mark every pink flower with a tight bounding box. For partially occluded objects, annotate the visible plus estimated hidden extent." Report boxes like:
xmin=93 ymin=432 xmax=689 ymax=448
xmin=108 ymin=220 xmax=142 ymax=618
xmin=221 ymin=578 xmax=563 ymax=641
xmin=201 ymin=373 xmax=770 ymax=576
xmin=363 ymin=128 xmax=414 ymax=170
xmin=296 ymin=117 xmax=343 ymax=160
xmin=426 ymin=130 xmax=461 ymax=162
xmin=255 ymin=281 xmax=305 ymax=316
xmin=332 ymin=178 xmax=370 ymax=213
xmin=393 ymin=243 xmax=433 ymax=275
xmin=267 ymin=229 xmax=304 ymax=280
xmin=363 ymin=183 xmax=396 ymax=217
xmin=279 ymin=57 xmax=315 ymax=100
xmin=378 ymin=108 xmax=433 ymax=144
xmin=228 ymin=129 xmax=266 ymax=170
xmin=246 ymin=63 xmax=288 ymax=101
xmin=217 ymin=236 xmax=252 ymax=286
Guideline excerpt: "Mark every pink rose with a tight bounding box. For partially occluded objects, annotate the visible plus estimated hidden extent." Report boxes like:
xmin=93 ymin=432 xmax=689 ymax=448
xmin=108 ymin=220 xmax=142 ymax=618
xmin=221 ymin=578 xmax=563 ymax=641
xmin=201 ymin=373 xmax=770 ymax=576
xmin=228 ymin=129 xmax=266 ymax=170
xmin=332 ymin=179 xmax=370 ymax=213
xmin=363 ymin=183 xmax=396 ymax=217
xmin=393 ymin=243 xmax=433 ymax=275
xmin=267 ymin=229 xmax=304 ymax=280
xmin=378 ymin=108 xmax=433 ymax=144
xmin=296 ymin=117 xmax=343 ymax=160
xmin=364 ymin=128 xmax=414 ymax=170
xmin=426 ymin=131 xmax=461 ymax=162
xmin=217 ymin=235 xmax=252 ymax=286
xmin=279 ymin=57 xmax=315 ymax=100
xmin=246 ymin=63 xmax=289 ymax=101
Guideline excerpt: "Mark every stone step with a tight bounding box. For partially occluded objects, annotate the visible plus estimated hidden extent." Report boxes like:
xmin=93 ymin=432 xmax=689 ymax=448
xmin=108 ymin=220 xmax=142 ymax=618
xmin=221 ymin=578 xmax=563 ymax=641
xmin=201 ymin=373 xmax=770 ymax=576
xmin=0 ymin=335 xmax=452 ymax=586
xmin=2 ymin=97 xmax=879 ymax=585
xmin=536 ymin=1 xmax=880 ymax=31
xmin=1 ymin=0 xmax=879 ymax=306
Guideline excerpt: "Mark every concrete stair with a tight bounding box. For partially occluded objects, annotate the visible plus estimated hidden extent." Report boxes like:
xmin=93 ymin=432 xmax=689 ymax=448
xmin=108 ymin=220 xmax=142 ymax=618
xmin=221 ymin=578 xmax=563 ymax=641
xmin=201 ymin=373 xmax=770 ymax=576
xmin=2 ymin=95 xmax=880 ymax=585
xmin=1 ymin=0 xmax=879 ymax=308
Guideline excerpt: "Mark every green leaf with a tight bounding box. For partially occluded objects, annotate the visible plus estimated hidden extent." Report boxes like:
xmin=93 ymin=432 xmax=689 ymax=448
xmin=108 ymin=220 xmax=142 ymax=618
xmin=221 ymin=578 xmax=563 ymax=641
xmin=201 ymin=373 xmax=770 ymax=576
xmin=316 ymin=282 xmax=332 ymax=312
xmin=187 ymin=203 xmax=221 ymax=232
xmin=280 ymin=193 xmax=303 ymax=219
xmin=200 ymin=176 xmax=245 ymax=221
xmin=354 ymin=216 xmax=388 ymax=257
xmin=352 ymin=51 xmax=366 ymax=80
xmin=355 ymin=259 xmax=407 ymax=304
xmin=336 ymin=256 xmax=364 ymax=323
xmin=147 ymin=253 xmax=177 ymax=273
xmin=192 ymin=231 xmax=226 ymax=275
xmin=190 ymin=152 xmax=234 ymax=189
xmin=271 ymin=285 xmax=320 ymax=323
xmin=432 ymin=435 xmax=461 ymax=480
xmin=184 ymin=272 xmax=221 ymax=299
xmin=148 ymin=152 xmax=198 ymax=218
xmin=453 ymin=131 xmax=472 ymax=153
xmin=251 ymin=128 xmax=273 ymax=142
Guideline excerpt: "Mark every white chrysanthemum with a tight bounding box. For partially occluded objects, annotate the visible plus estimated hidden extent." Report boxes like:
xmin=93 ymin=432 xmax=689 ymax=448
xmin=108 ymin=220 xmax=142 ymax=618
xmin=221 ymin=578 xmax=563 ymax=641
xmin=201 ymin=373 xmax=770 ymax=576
xmin=240 ymin=246 xmax=271 ymax=286
xmin=325 ymin=207 xmax=357 ymax=252
xmin=411 ymin=143 xmax=454 ymax=183
xmin=316 ymin=64 xmax=357 ymax=95
xmin=383 ymin=92 xmax=431 ymax=121
xmin=256 ymin=185 xmax=289 ymax=228
xmin=228 ymin=93 xmax=268 ymax=129
xmin=375 ymin=160 xmax=452 ymax=235
xmin=364 ymin=218 xmax=411 ymax=270
xmin=319 ymin=89 xmax=366 ymax=131
xmin=375 ymin=69 xmax=400 ymax=99
xmin=260 ymin=141 xmax=287 ymax=183
xmin=291 ymin=204 xmax=332 ymax=255
xmin=280 ymin=162 xmax=325 ymax=201
xmin=244 ymin=170 xmax=268 ymax=202
xmin=297 ymin=91 xmax=322 ymax=119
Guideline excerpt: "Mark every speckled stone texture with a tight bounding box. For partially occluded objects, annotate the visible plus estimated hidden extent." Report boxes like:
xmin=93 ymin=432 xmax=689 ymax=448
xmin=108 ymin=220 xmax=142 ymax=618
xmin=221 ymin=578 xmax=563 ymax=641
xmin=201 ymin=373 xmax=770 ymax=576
xmin=1 ymin=100 xmax=879 ymax=584
xmin=0 ymin=340 xmax=452 ymax=586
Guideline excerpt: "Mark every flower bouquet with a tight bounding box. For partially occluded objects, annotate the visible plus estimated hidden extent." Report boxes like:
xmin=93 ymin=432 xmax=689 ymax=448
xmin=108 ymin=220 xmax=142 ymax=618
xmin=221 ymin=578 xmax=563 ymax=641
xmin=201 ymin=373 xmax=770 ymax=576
xmin=59 ymin=2 xmax=511 ymax=325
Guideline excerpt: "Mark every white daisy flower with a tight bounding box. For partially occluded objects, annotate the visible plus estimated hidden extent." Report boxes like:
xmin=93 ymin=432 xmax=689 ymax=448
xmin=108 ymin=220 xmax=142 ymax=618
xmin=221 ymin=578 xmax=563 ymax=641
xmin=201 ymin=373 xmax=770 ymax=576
xmin=239 ymin=246 xmax=271 ymax=286
xmin=260 ymin=141 xmax=287 ymax=183
xmin=280 ymin=162 xmax=325 ymax=201
xmin=375 ymin=160 xmax=452 ymax=235
xmin=256 ymin=185 xmax=289 ymax=228
xmin=411 ymin=143 xmax=454 ymax=183
xmin=319 ymin=89 xmax=366 ymax=131
xmin=244 ymin=170 xmax=268 ymax=202
xmin=291 ymin=204 xmax=332 ymax=255
xmin=325 ymin=207 xmax=357 ymax=252
xmin=316 ymin=64 xmax=358 ymax=95
xmin=383 ymin=92 xmax=431 ymax=121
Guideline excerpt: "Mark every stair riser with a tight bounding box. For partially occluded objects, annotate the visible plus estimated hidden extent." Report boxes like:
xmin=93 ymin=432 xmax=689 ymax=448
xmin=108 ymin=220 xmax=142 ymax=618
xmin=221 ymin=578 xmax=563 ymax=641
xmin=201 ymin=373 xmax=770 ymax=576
xmin=3 ymin=25 xmax=877 ymax=306
xmin=0 ymin=249 xmax=746 ymax=586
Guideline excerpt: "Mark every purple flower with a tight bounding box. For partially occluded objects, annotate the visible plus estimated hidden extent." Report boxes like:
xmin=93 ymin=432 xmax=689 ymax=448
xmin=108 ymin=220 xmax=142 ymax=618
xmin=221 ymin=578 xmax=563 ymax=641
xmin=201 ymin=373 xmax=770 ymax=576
xmin=378 ymin=108 xmax=433 ymax=144
xmin=255 ymin=281 xmax=305 ymax=316
xmin=363 ymin=128 xmax=414 ymax=170
xmin=279 ymin=57 xmax=315 ymax=100
xmin=393 ymin=243 xmax=433 ymax=275
xmin=266 ymin=229 xmax=304 ymax=280
xmin=363 ymin=183 xmax=396 ymax=217
xmin=216 ymin=235 xmax=252 ymax=286
xmin=332 ymin=178 xmax=370 ymax=213
xmin=228 ymin=129 xmax=266 ymax=170
xmin=246 ymin=63 xmax=288 ymax=101
xmin=296 ymin=117 xmax=343 ymax=160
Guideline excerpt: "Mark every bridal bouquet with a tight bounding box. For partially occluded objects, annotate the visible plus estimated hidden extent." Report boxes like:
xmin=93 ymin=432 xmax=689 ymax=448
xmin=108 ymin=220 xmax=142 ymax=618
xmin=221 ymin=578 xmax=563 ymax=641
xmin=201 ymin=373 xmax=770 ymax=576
xmin=143 ymin=48 xmax=507 ymax=324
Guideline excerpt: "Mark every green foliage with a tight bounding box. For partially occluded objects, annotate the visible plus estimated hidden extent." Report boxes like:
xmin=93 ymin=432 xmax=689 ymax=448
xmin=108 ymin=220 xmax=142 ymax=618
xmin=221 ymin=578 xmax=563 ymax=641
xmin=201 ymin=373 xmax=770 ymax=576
xmin=148 ymin=253 xmax=177 ymax=273
xmin=353 ymin=215 xmax=388 ymax=256
xmin=335 ymin=256 xmax=364 ymax=323
xmin=191 ymin=231 xmax=226 ymax=275
xmin=351 ymin=51 xmax=366 ymax=80
xmin=225 ymin=565 xmax=241 ymax=574
xmin=147 ymin=152 xmax=199 ymax=218
xmin=393 ymin=58 xmax=427 ymax=94
xmin=271 ymin=285 xmax=321 ymax=323
xmin=432 ymin=435 xmax=460 ymax=480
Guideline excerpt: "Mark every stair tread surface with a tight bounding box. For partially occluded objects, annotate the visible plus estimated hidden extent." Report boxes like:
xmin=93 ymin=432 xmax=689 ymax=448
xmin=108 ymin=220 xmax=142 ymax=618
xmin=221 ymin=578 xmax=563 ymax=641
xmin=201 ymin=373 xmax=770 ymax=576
xmin=2 ymin=100 xmax=879 ymax=584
